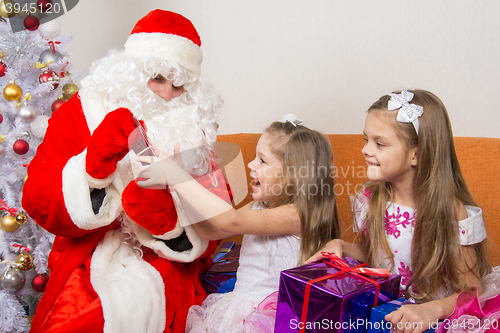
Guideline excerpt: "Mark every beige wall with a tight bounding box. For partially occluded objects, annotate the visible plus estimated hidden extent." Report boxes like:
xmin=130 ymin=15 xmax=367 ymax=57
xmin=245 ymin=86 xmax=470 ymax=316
xmin=57 ymin=0 xmax=500 ymax=138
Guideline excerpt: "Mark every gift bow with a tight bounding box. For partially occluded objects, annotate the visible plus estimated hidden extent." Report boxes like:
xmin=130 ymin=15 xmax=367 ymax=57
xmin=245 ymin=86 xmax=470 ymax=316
xmin=388 ymin=90 xmax=424 ymax=134
xmin=299 ymin=252 xmax=391 ymax=333
xmin=322 ymin=252 xmax=391 ymax=277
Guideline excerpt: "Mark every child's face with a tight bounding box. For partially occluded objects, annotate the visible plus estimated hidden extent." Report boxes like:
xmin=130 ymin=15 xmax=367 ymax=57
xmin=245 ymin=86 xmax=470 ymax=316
xmin=248 ymin=132 xmax=283 ymax=203
xmin=362 ymin=111 xmax=417 ymax=186
xmin=147 ymin=74 xmax=184 ymax=101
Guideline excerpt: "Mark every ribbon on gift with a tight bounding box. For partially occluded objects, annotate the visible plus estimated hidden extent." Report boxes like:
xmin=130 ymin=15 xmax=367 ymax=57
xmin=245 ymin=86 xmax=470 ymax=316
xmin=299 ymin=252 xmax=391 ymax=333
xmin=0 ymin=198 xmax=19 ymax=215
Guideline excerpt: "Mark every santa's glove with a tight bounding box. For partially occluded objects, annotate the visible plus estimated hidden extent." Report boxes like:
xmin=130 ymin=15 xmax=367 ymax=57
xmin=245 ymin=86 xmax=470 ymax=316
xmin=122 ymin=181 xmax=178 ymax=237
xmin=86 ymin=108 xmax=139 ymax=179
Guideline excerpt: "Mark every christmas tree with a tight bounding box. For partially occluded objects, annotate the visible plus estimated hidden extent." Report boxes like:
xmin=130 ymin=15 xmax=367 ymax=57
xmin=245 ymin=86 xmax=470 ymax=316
xmin=0 ymin=7 xmax=79 ymax=332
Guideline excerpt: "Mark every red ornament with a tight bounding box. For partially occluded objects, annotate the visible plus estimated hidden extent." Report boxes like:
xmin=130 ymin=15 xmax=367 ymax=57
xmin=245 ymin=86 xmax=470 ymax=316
xmin=13 ymin=139 xmax=29 ymax=155
xmin=0 ymin=114 xmax=3 ymax=124
xmin=32 ymin=273 xmax=49 ymax=292
xmin=37 ymin=0 xmax=52 ymax=13
xmin=39 ymin=70 xmax=60 ymax=90
xmin=51 ymin=98 xmax=67 ymax=112
xmin=0 ymin=61 xmax=6 ymax=77
xmin=24 ymin=15 xmax=40 ymax=31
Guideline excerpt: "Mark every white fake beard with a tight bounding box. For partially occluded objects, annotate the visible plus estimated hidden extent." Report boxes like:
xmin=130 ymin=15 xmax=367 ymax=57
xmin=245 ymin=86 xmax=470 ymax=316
xmin=125 ymin=88 xmax=212 ymax=176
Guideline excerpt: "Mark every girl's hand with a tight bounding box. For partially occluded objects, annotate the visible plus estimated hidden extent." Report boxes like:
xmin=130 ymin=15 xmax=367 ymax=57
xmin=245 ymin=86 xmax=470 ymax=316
xmin=136 ymin=156 xmax=170 ymax=187
xmin=385 ymin=302 xmax=440 ymax=333
xmin=303 ymin=239 xmax=344 ymax=264
xmin=136 ymin=145 xmax=188 ymax=187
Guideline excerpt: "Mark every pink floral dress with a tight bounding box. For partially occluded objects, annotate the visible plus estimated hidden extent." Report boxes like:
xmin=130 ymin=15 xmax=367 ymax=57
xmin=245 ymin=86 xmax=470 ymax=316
xmin=352 ymin=190 xmax=500 ymax=332
xmin=352 ymin=190 xmax=487 ymax=297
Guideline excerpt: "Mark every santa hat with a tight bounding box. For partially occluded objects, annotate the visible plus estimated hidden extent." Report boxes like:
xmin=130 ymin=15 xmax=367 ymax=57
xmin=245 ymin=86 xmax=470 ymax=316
xmin=124 ymin=9 xmax=203 ymax=75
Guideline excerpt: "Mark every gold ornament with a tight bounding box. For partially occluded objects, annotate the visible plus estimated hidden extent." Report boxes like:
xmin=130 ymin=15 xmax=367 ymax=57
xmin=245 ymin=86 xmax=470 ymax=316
xmin=1 ymin=214 xmax=19 ymax=232
xmin=15 ymin=211 xmax=28 ymax=225
xmin=3 ymin=83 xmax=22 ymax=102
xmin=62 ymin=83 xmax=79 ymax=100
xmin=0 ymin=0 xmax=16 ymax=18
xmin=16 ymin=252 xmax=34 ymax=270
xmin=23 ymin=173 xmax=28 ymax=183
xmin=0 ymin=134 xmax=6 ymax=143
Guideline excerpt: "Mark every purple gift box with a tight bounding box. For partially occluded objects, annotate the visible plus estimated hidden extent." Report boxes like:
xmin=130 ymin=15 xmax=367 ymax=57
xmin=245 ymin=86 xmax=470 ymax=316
xmin=275 ymin=256 xmax=401 ymax=333
xmin=200 ymin=243 xmax=240 ymax=294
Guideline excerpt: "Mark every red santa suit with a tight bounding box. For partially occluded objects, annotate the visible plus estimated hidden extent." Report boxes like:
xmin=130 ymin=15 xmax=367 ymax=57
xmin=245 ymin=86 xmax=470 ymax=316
xmin=22 ymin=10 xmax=227 ymax=333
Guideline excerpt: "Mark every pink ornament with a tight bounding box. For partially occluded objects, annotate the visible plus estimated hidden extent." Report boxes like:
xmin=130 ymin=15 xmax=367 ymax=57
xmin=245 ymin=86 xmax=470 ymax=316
xmin=32 ymin=273 xmax=49 ymax=292
xmin=13 ymin=139 xmax=29 ymax=155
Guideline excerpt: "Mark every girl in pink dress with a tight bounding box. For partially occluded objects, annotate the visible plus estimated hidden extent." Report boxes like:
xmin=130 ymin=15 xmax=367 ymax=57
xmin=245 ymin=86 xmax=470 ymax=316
xmin=308 ymin=90 xmax=499 ymax=333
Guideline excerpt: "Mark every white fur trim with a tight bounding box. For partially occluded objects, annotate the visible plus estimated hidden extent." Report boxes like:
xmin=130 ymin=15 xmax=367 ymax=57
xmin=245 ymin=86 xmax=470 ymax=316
xmin=150 ymin=216 xmax=184 ymax=240
xmin=125 ymin=215 xmax=208 ymax=263
xmin=124 ymin=33 xmax=202 ymax=75
xmin=87 ymin=170 xmax=115 ymax=190
xmin=62 ymin=150 xmax=123 ymax=230
xmin=91 ymin=229 xmax=165 ymax=333
xmin=79 ymin=89 xmax=109 ymax=134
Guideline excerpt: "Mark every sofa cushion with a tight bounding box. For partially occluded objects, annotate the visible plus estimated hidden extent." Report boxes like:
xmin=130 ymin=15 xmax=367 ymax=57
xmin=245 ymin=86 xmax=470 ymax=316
xmin=216 ymin=134 xmax=500 ymax=266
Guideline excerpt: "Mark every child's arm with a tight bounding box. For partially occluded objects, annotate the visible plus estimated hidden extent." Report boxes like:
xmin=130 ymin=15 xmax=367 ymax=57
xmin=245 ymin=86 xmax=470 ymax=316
xmin=137 ymin=155 xmax=301 ymax=238
xmin=304 ymin=239 xmax=367 ymax=264
xmin=174 ymin=176 xmax=300 ymax=236
xmin=385 ymin=244 xmax=483 ymax=333
xmin=188 ymin=201 xmax=254 ymax=240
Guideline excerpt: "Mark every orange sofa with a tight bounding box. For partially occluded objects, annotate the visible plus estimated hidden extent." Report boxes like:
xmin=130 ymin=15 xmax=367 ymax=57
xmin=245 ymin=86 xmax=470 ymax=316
xmin=216 ymin=134 xmax=500 ymax=266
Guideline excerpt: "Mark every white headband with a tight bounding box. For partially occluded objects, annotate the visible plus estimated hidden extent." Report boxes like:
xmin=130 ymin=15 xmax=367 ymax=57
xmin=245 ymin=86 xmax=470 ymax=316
xmin=388 ymin=90 xmax=424 ymax=134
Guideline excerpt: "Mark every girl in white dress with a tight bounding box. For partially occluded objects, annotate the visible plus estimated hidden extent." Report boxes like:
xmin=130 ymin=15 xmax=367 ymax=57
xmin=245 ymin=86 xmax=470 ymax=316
xmin=307 ymin=90 xmax=498 ymax=333
xmin=138 ymin=116 xmax=341 ymax=332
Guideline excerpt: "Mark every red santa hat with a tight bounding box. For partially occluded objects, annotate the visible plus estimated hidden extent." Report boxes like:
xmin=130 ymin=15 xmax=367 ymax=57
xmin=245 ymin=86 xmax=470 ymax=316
xmin=124 ymin=9 xmax=203 ymax=75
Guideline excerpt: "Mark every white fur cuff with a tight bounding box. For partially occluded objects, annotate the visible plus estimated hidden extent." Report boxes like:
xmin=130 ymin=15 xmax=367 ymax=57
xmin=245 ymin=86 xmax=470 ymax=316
xmin=62 ymin=150 xmax=123 ymax=230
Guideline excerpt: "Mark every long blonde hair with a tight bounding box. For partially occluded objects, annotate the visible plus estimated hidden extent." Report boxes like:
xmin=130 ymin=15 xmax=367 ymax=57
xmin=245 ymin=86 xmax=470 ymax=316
xmin=264 ymin=121 xmax=341 ymax=264
xmin=360 ymin=90 xmax=491 ymax=301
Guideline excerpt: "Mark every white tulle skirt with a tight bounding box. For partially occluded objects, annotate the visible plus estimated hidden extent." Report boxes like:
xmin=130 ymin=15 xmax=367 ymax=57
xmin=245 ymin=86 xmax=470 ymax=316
xmin=185 ymin=291 xmax=278 ymax=333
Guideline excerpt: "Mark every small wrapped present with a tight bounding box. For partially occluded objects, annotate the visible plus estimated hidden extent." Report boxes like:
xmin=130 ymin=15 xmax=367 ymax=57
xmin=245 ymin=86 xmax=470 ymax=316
xmin=367 ymin=298 xmax=438 ymax=333
xmin=275 ymin=253 xmax=401 ymax=333
xmin=213 ymin=241 xmax=237 ymax=262
xmin=200 ymin=243 xmax=240 ymax=294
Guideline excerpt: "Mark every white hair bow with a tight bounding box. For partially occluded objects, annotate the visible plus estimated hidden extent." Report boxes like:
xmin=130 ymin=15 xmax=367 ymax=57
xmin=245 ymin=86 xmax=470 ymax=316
xmin=279 ymin=114 xmax=303 ymax=127
xmin=388 ymin=90 xmax=424 ymax=134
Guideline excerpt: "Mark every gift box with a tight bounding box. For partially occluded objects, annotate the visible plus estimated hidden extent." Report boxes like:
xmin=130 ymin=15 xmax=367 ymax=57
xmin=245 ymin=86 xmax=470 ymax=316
xmin=367 ymin=298 xmax=438 ymax=333
xmin=200 ymin=242 xmax=240 ymax=294
xmin=275 ymin=254 xmax=401 ymax=333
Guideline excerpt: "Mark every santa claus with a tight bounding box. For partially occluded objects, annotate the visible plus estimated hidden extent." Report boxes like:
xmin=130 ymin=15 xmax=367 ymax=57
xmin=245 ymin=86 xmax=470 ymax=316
xmin=22 ymin=9 xmax=229 ymax=333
